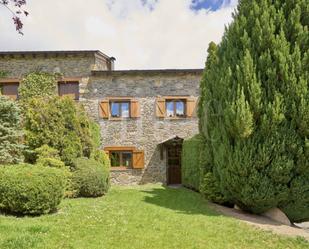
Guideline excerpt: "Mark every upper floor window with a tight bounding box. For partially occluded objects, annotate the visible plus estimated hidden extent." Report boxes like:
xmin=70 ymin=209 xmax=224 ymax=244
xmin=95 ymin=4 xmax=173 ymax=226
xmin=0 ymin=80 xmax=20 ymax=100
xmin=166 ymin=99 xmax=186 ymax=118
xmin=156 ymin=97 xmax=196 ymax=119
xmin=110 ymin=101 xmax=130 ymax=118
xmin=58 ymin=81 xmax=79 ymax=100
xmin=99 ymin=98 xmax=140 ymax=119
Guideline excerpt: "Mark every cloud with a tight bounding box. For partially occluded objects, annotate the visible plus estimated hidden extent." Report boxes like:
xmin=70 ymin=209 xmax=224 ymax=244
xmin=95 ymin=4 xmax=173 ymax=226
xmin=0 ymin=0 xmax=237 ymax=69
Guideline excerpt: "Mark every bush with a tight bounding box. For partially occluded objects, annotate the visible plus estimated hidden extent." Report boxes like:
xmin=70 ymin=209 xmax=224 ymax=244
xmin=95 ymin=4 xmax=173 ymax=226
xmin=19 ymin=72 xmax=57 ymax=103
xmin=0 ymin=96 xmax=24 ymax=164
xmin=72 ymin=157 xmax=109 ymax=197
xmin=200 ymin=173 xmax=228 ymax=204
xmin=181 ymin=135 xmax=203 ymax=190
xmin=35 ymin=145 xmax=65 ymax=168
xmin=23 ymin=96 xmax=96 ymax=165
xmin=0 ymin=164 xmax=66 ymax=215
xmin=198 ymin=1 xmax=309 ymax=222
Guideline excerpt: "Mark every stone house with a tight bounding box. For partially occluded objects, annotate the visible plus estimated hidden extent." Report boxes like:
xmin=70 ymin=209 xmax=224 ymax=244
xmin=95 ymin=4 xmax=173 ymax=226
xmin=0 ymin=50 xmax=203 ymax=185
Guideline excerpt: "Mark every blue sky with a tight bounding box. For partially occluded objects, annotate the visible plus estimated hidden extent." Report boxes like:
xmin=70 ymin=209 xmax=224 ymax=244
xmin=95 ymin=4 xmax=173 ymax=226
xmin=140 ymin=0 xmax=232 ymax=12
xmin=190 ymin=0 xmax=231 ymax=11
xmin=0 ymin=0 xmax=238 ymax=69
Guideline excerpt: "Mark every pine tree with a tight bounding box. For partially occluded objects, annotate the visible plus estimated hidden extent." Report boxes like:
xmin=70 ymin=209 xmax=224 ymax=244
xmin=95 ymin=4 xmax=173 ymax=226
xmin=199 ymin=0 xmax=309 ymax=222
xmin=0 ymin=96 xmax=24 ymax=164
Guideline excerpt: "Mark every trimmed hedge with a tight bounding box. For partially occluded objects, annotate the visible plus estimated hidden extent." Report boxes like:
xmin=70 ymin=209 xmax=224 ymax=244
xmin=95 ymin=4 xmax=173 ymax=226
xmin=181 ymin=134 xmax=203 ymax=190
xmin=72 ymin=157 xmax=110 ymax=197
xmin=0 ymin=164 xmax=66 ymax=215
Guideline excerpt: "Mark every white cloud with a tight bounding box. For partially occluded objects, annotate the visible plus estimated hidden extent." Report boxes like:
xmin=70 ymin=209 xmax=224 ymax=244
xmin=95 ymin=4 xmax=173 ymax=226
xmin=0 ymin=0 xmax=237 ymax=69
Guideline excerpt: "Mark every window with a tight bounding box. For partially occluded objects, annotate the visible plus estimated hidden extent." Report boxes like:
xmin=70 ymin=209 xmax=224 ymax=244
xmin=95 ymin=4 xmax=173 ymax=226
xmin=0 ymin=82 xmax=19 ymax=100
xmin=166 ymin=99 xmax=186 ymax=118
xmin=110 ymin=151 xmax=132 ymax=167
xmin=110 ymin=101 xmax=130 ymax=118
xmin=58 ymin=81 xmax=79 ymax=100
xmin=104 ymin=146 xmax=145 ymax=169
xmin=156 ymin=97 xmax=196 ymax=118
xmin=99 ymin=98 xmax=140 ymax=119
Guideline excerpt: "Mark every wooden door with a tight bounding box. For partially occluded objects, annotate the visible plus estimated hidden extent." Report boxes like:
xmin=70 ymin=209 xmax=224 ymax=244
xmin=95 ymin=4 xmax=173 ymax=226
xmin=167 ymin=145 xmax=182 ymax=185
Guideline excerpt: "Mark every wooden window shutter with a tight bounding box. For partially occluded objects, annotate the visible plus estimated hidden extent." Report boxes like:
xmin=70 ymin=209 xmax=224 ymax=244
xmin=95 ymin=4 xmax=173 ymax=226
xmin=133 ymin=150 xmax=145 ymax=169
xmin=156 ymin=97 xmax=166 ymax=117
xmin=99 ymin=100 xmax=110 ymax=119
xmin=130 ymin=99 xmax=140 ymax=118
xmin=186 ymin=98 xmax=196 ymax=117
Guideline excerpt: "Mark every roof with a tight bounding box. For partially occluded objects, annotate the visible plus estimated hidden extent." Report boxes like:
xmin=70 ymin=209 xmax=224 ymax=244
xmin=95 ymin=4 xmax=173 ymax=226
xmin=92 ymin=69 xmax=203 ymax=76
xmin=0 ymin=50 xmax=115 ymax=61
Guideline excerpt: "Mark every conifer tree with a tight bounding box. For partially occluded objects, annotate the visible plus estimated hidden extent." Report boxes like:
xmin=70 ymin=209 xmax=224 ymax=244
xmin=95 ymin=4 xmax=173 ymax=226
xmin=199 ymin=0 xmax=308 ymax=222
xmin=0 ymin=96 xmax=24 ymax=164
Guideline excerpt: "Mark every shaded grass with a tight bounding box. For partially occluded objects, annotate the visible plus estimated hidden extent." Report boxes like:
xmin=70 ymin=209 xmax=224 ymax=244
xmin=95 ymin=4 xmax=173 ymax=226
xmin=0 ymin=184 xmax=308 ymax=249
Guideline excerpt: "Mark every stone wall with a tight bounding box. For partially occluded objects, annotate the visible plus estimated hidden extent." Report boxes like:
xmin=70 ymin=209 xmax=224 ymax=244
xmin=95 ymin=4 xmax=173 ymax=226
xmin=82 ymin=71 xmax=202 ymax=185
xmin=0 ymin=52 xmax=109 ymax=78
xmin=0 ymin=51 xmax=202 ymax=185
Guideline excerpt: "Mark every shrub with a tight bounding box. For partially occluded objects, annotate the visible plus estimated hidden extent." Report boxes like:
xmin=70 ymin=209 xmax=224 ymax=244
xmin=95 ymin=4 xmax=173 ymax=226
xmin=72 ymin=157 xmax=109 ymax=197
xmin=0 ymin=96 xmax=24 ymax=164
xmin=0 ymin=164 xmax=66 ymax=215
xmin=18 ymin=72 xmax=57 ymax=103
xmin=23 ymin=96 xmax=96 ymax=165
xmin=181 ymin=135 xmax=203 ymax=190
xmin=35 ymin=145 xmax=65 ymax=168
xmin=90 ymin=149 xmax=110 ymax=168
xmin=198 ymin=1 xmax=309 ymax=222
xmin=200 ymin=173 xmax=228 ymax=204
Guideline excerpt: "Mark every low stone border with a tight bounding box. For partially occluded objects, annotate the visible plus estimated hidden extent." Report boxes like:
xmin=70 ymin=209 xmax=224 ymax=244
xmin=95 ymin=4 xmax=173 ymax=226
xmin=209 ymin=202 xmax=309 ymax=241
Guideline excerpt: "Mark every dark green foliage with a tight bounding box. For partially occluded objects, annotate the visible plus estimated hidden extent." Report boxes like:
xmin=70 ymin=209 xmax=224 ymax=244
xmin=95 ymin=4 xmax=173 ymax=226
xmin=200 ymin=173 xmax=228 ymax=204
xmin=19 ymin=72 xmax=57 ymax=103
xmin=181 ymin=135 xmax=203 ymax=190
xmin=72 ymin=157 xmax=110 ymax=197
xmin=0 ymin=164 xmax=66 ymax=215
xmin=23 ymin=96 xmax=96 ymax=166
xmin=0 ymin=96 xmax=24 ymax=164
xmin=199 ymin=0 xmax=309 ymax=222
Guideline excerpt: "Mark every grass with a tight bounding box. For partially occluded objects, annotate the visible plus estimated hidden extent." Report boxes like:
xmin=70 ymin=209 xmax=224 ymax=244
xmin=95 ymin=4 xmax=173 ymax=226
xmin=0 ymin=184 xmax=308 ymax=249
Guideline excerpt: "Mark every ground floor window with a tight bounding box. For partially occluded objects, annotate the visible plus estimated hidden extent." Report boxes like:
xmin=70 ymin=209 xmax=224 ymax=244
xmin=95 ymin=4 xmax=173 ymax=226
xmin=110 ymin=151 xmax=133 ymax=168
xmin=104 ymin=146 xmax=145 ymax=169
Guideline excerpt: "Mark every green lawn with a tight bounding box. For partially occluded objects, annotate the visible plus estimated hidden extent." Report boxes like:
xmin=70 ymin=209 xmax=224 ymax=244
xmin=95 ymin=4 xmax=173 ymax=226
xmin=0 ymin=184 xmax=307 ymax=249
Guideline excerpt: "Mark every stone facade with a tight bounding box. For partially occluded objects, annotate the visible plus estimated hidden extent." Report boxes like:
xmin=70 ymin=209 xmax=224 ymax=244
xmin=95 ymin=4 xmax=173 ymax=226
xmin=82 ymin=71 xmax=201 ymax=184
xmin=0 ymin=51 xmax=112 ymax=78
xmin=0 ymin=50 xmax=202 ymax=185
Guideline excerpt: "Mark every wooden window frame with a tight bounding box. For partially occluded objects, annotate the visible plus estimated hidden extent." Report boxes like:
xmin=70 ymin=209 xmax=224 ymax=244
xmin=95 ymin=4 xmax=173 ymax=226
xmin=0 ymin=79 xmax=20 ymax=100
xmin=110 ymin=150 xmax=133 ymax=168
xmin=104 ymin=146 xmax=144 ymax=170
xmin=109 ymin=100 xmax=131 ymax=119
xmin=99 ymin=97 xmax=140 ymax=120
xmin=58 ymin=80 xmax=80 ymax=100
xmin=165 ymin=99 xmax=187 ymax=118
xmin=156 ymin=96 xmax=196 ymax=119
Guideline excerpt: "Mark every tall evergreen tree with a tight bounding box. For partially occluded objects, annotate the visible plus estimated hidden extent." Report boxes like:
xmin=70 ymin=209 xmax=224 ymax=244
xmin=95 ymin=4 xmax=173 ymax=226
xmin=0 ymin=96 xmax=24 ymax=164
xmin=199 ymin=0 xmax=308 ymax=222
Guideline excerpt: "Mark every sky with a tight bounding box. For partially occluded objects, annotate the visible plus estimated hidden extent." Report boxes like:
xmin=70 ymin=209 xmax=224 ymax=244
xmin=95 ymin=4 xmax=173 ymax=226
xmin=0 ymin=0 xmax=238 ymax=70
